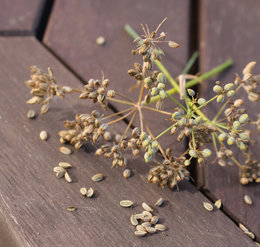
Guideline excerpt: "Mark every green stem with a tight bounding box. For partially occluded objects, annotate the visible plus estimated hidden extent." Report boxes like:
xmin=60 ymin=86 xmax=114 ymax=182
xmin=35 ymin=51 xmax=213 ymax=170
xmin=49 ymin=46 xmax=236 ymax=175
xmin=182 ymin=51 xmax=199 ymax=75
xmin=212 ymin=101 xmax=228 ymax=122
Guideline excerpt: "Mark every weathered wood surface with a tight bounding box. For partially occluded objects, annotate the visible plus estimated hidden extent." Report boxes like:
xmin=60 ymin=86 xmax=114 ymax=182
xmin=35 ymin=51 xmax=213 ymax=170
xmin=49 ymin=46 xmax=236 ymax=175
xmin=0 ymin=36 xmax=256 ymax=246
xmin=43 ymin=0 xmax=190 ymax=152
xmin=199 ymin=0 xmax=260 ymax=239
xmin=0 ymin=0 xmax=42 ymax=35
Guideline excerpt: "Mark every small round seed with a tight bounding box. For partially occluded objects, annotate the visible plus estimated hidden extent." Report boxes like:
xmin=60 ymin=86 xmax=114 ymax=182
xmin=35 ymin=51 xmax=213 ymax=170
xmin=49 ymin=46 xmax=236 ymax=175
xmin=155 ymin=224 xmax=167 ymax=231
xmin=67 ymin=206 xmax=77 ymax=212
xmin=119 ymin=200 xmax=133 ymax=208
xmin=80 ymin=187 xmax=87 ymax=196
xmin=27 ymin=109 xmax=36 ymax=119
xmin=58 ymin=162 xmax=72 ymax=168
xmin=134 ymin=231 xmax=147 ymax=237
xmin=142 ymin=202 xmax=153 ymax=212
xmin=115 ymin=134 xmax=122 ymax=143
xmin=64 ymin=172 xmax=72 ymax=183
xmin=203 ymin=202 xmax=213 ymax=211
xmin=91 ymin=173 xmax=104 ymax=182
xmin=130 ymin=215 xmax=138 ymax=226
xmin=154 ymin=197 xmax=164 ymax=207
xmin=123 ymin=169 xmax=131 ymax=179
xmin=96 ymin=36 xmax=106 ymax=46
xmin=104 ymin=131 xmax=112 ymax=141
xmin=40 ymin=130 xmax=48 ymax=141
xmin=86 ymin=187 xmax=94 ymax=198
xmin=59 ymin=146 xmax=72 ymax=155
xmin=214 ymin=199 xmax=222 ymax=209
xmin=244 ymin=195 xmax=252 ymax=205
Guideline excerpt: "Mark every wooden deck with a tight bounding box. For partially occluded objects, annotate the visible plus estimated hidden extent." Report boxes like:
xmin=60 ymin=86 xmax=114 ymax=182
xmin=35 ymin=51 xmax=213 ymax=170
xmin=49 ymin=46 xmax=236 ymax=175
xmin=0 ymin=1 xmax=259 ymax=246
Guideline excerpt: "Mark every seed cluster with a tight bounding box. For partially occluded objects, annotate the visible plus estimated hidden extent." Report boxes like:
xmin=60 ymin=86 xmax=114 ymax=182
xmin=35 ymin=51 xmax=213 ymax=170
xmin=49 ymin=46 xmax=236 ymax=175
xmin=53 ymin=162 xmax=73 ymax=183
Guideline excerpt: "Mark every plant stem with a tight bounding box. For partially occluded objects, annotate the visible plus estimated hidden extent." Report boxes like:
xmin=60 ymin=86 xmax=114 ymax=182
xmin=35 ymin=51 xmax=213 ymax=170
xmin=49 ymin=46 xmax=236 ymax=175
xmin=71 ymin=88 xmax=84 ymax=93
xmin=212 ymin=101 xmax=228 ymax=122
xmin=142 ymin=105 xmax=172 ymax=116
xmin=106 ymin=97 xmax=135 ymax=106
xmin=115 ymin=92 xmax=135 ymax=103
xmin=107 ymin=109 xmax=135 ymax=125
xmin=138 ymin=107 xmax=144 ymax=132
xmin=182 ymin=51 xmax=199 ymax=75
xmin=167 ymin=94 xmax=187 ymax=111
xmin=120 ymin=110 xmax=137 ymax=142
xmin=102 ymin=107 xmax=134 ymax=120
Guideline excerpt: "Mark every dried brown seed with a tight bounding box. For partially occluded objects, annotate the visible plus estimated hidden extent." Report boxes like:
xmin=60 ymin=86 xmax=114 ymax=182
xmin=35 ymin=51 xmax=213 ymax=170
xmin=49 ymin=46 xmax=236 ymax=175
xmin=115 ymin=134 xmax=122 ymax=143
xmin=67 ymin=206 xmax=77 ymax=212
xmin=242 ymin=61 xmax=256 ymax=75
xmin=86 ymin=187 xmax=94 ymax=198
xmin=136 ymin=225 xmax=146 ymax=232
xmin=64 ymin=172 xmax=72 ymax=183
xmin=130 ymin=215 xmax=138 ymax=226
xmin=203 ymin=202 xmax=213 ymax=211
xmin=142 ymin=202 xmax=153 ymax=212
xmin=154 ymin=197 xmax=164 ymax=207
xmin=239 ymin=223 xmax=249 ymax=232
xmin=27 ymin=109 xmax=36 ymax=119
xmin=58 ymin=162 xmax=72 ymax=168
xmin=91 ymin=173 xmax=104 ymax=182
xmin=40 ymin=130 xmax=48 ymax=141
xmin=168 ymin=41 xmax=180 ymax=48
xmin=80 ymin=187 xmax=87 ymax=196
xmin=150 ymin=216 xmax=159 ymax=225
xmin=96 ymin=36 xmax=106 ymax=46
xmin=123 ymin=169 xmax=131 ymax=179
xmin=155 ymin=224 xmax=167 ymax=231
xmin=145 ymin=226 xmax=157 ymax=234
xmin=119 ymin=200 xmax=133 ymax=208
xmin=59 ymin=146 xmax=72 ymax=155
xmin=134 ymin=231 xmax=147 ymax=237
xmin=244 ymin=195 xmax=253 ymax=205
xmin=104 ymin=131 xmax=112 ymax=141
xmin=56 ymin=170 xmax=65 ymax=178
xmin=214 ymin=199 xmax=222 ymax=209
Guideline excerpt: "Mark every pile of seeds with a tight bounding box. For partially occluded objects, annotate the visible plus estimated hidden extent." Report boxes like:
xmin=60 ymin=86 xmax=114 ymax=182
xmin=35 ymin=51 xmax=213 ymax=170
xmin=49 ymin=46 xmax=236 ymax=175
xmin=53 ymin=162 xmax=72 ymax=183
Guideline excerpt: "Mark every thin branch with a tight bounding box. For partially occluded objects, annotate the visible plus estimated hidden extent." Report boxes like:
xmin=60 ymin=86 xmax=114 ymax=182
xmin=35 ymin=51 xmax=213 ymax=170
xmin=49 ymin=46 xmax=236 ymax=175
xmin=120 ymin=110 xmax=138 ymax=142
xmin=115 ymin=92 xmax=135 ymax=103
xmin=106 ymin=97 xmax=135 ymax=107
xmin=107 ymin=109 xmax=135 ymax=125
xmin=142 ymin=105 xmax=172 ymax=115
xmin=102 ymin=107 xmax=134 ymax=120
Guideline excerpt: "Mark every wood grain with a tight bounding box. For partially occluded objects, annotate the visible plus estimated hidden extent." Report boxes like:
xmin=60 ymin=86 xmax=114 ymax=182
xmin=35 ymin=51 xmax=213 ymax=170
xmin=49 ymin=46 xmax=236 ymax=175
xmin=43 ymin=0 xmax=190 ymax=153
xmin=0 ymin=36 xmax=255 ymax=246
xmin=199 ymin=0 xmax=260 ymax=239
xmin=0 ymin=0 xmax=42 ymax=34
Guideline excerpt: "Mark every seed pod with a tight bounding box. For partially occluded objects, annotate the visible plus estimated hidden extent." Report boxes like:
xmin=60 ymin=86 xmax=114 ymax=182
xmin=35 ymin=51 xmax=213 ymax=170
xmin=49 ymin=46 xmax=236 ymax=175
xmin=242 ymin=61 xmax=256 ymax=75
xmin=224 ymin=83 xmax=234 ymax=91
xmin=168 ymin=41 xmax=180 ymax=48
xmin=40 ymin=130 xmax=48 ymax=141
xmin=202 ymin=148 xmax=212 ymax=158
xmin=239 ymin=114 xmax=248 ymax=124
xmin=227 ymin=90 xmax=235 ymax=98
xmin=104 ymin=131 xmax=112 ymax=141
xmin=234 ymin=99 xmax=244 ymax=107
xmin=227 ymin=136 xmax=235 ymax=145
xmin=189 ymin=149 xmax=198 ymax=158
xmin=218 ymin=133 xmax=227 ymax=142
xmin=56 ymin=170 xmax=65 ymax=178
xmin=120 ymin=200 xmax=133 ymax=208
xmin=203 ymin=202 xmax=213 ymax=211
xmin=224 ymin=108 xmax=233 ymax=117
xmin=151 ymin=215 xmax=159 ymax=225
xmin=187 ymin=89 xmax=195 ymax=97
xmin=96 ymin=36 xmax=106 ymax=46
xmin=142 ymin=202 xmax=153 ymax=212
xmin=65 ymin=172 xmax=72 ymax=183
xmin=67 ymin=206 xmax=77 ymax=212
xmin=217 ymin=95 xmax=225 ymax=103
xmin=107 ymin=90 xmax=115 ymax=97
xmin=134 ymin=231 xmax=147 ymax=237
xmin=184 ymin=160 xmax=191 ymax=166
xmin=146 ymin=226 xmax=157 ymax=233
xmin=27 ymin=109 xmax=36 ymax=119
xmin=239 ymin=223 xmax=249 ymax=232
xmin=91 ymin=173 xmax=104 ymax=182
xmin=53 ymin=166 xmax=65 ymax=173
xmin=144 ymin=152 xmax=152 ymax=163
xmin=157 ymin=73 xmax=166 ymax=84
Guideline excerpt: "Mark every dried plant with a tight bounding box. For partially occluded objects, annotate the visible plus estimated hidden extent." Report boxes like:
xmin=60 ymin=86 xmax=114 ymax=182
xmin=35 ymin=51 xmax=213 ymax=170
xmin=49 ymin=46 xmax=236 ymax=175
xmin=25 ymin=18 xmax=260 ymax=189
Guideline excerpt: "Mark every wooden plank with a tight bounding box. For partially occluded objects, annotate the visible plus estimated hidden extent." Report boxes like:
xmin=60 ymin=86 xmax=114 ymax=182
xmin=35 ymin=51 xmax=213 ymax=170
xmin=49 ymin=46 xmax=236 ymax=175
xmin=43 ymin=0 xmax=190 ymax=153
xmin=0 ymin=0 xmax=42 ymax=35
xmin=199 ymin=0 xmax=260 ymax=239
xmin=0 ymin=36 xmax=256 ymax=246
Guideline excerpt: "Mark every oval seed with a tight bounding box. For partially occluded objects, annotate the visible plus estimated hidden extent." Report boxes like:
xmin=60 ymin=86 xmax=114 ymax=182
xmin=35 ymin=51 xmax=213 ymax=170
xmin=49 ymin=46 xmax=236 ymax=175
xmin=96 ymin=36 xmax=106 ymax=46
xmin=130 ymin=215 xmax=138 ymax=226
xmin=91 ymin=173 xmax=104 ymax=182
xmin=123 ymin=169 xmax=131 ymax=179
xmin=80 ymin=187 xmax=87 ymax=196
xmin=154 ymin=197 xmax=164 ymax=207
xmin=120 ymin=200 xmax=134 ymax=208
xmin=142 ymin=211 xmax=153 ymax=221
xmin=141 ymin=222 xmax=151 ymax=228
xmin=53 ymin=166 xmax=65 ymax=173
xmin=239 ymin=223 xmax=249 ymax=232
xmin=67 ymin=206 xmax=77 ymax=212
xmin=86 ymin=187 xmax=94 ymax=198
xmin=134 ymin=213 xmax=143 ymax=220
xmin=155 ymin=224 xmax=167 ymax=231
xmin=151 ymin=216 xmax=159 ymax=225
xmin=56 ymin=170 xmax=65 ymax=178
xmin=58 ymin=162 xmax=72 ymax=168
xmin=142 ymin=202 xmax=153 ymax=212
xmin=203 ymin=202 xmax=213 ymax=211
xmin=244 ymin=195 xmax=252 ymax=205
xmin=59 ymin=146 xmax=72 ymax=155
xmin=27 ymin=109 xmax=36 ymax=119
xmin=134 ymin=231 xmax=147 ymax=237
xmin=40 ymin=130 xmax=48 ymax=141
xmin=146 ymin=226 xmax=157 ymax=234
xmin=244 ymin=231 xmax=255 ymax=240
xmin=64 ymin=172 xmax=72 ymax=183
xmin=136 ymin=225 xmax=146 ymax=232
xmin=104 ymin=131 xmax=112 ymax=141
xmin=214 ymin=199 xmax=222 ymax=209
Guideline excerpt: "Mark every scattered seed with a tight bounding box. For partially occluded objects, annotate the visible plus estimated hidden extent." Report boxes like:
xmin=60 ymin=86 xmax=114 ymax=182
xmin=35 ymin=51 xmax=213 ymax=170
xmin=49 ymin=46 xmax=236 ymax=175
xmin=120 ymin=200 xmax=134 ymax=208
xmin=135 ymin=213 xmax=143 ymax=220
xmin=56 ymin=170 xmax=65 ymax=178
xmin=40 ymin=130 xmax=48 ymax=141
xmin=86 ymin=187 xmax=94 ymax=198
xmin=142 ymin=211 xmax=153 ymax=221
xmin=136 ymin=225 xmax=146 ymax=232
xmin=59 ymin=146 xmax=72 ymax=155
xmin=65 ymin=172 xmax=72 ymax=183
xmin=154 ymin=197 xmax=164 ymax=207
xmin=130 ymin=215 xmax=138 ymax=226
xmin=150 ymin=216 xmax=159 ymax=225
xmin=244 ymin=195 xmax=253 ymax=205
xmin=239 ymin=223 xmax=249 ymax=233
xmin=59 ymin=162 xmax=72 ymax=168
xmin=91 ymin=173 xmax=104 ymax=182
xmin=27 ymin=109 xmax=36 ymax=119
xmin=244 ymin=231 xmax=255 ymax=240
xmin=96 ymin=36 xmax=106 ymax=46
xmin=80 ymin=187 xmax=87 ymax=196
xmin=134 ymin=231 xmax=147 ymax=237
xmin=53 ymin=166 xmax=65 ymax=173
xmin=214 ymin=199 xmax=222 ymax=209
xmin=67 ymin=206 xmax=77 ymax=212
xmin=123 ymin=169 xmax=131 ymax=179
xmin=155 ymin=224 xmax=167 ymax=231
xmin=203 ymin=202 xmax=213 ymax=211
xmin=142 ymin=202 xmax=153 ymax=212
xmin=145 ymin=226 xmax=157 ymax=234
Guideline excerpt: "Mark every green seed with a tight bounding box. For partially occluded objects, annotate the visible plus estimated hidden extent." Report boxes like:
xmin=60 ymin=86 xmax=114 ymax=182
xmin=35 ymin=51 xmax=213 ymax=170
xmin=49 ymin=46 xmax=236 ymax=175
xmin=187 ymin=89 xmax=195 ymax=97
xmin=227 ymin=136 xmax=235 ymax=145
xmin=202 ymin=148 xmax=212 ymax=158
xmin=217 ymin=95 xmax=225 ymax=103
xmin=144 ymin=152 xmax=152 ymax=163
xmin=213 ymin=85 xmax=222 ymax=93
xmin=197 ymin=98 xmax=206 ymax=105
xmin=159 ymin=90 xmax=167 ymax=99
xmin=224 ymin=83 xmax=234 ymax=91
xmin=189 ymin=149 xmax=198 ymax=158
xmin=239 ymin=114 xmax=248 ymax=124
xmin=157 ymin=73 xmax=166 ymax=84
xmin=227 ymin=90 xmax=235 ymax=98
xmin=233 ymin=121 xmax=240 ymax=130
xmin=184 ymin=160 xmax=191 ymax=166
xmin=218 ymin=133 xmax=227 ymax=142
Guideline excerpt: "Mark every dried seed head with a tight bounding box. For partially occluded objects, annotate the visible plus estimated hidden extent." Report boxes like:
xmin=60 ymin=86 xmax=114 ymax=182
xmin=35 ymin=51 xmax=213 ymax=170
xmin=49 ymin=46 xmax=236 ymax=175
xmin=96 ymin=36 xmax=106 ymax=46
xmin=120 ymin=200 xmax=134 ymax=208
xmin=203 ymin=202 xmax=213 ymax=211
xmin=123 ymin=169 xmax=131 ymax=179
xmin=27 ymin=109 xmax=36 ymax=119
xmin=214 ymin=199 xmax=222 ymax=209
xmin=40 ymin=130 xmax=48 ymax=141
xmin=244 ymin=195 xmax=253 ymax=205
xmin=58 ymin=162 xmax=72 ymax=168
xmin=154 ymin=197 xmax=164 ymax=207
xmin=91 ymin=173 xmax=104 ymax=182
xmin=59 ymin=146 xmax=72 ymax=155
xmin=142 ymin=202 xmax=153 ymax=212
xmin=65 ymin=172 xmax=72 ymax=183
xmin=80 ymin=187 xmax=87 ymax=196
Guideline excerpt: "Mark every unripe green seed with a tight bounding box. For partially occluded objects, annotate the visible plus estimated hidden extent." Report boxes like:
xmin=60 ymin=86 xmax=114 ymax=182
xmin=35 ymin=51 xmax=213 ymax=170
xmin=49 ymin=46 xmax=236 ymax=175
xmin=157 ymin=73 xmax=166 ymax=84
xmin=218 ymin=133 xmax=227 ymax=142
xmin=172 ymin=112 xmax=181 ymax=120
xmin=148 ymin=147 xmax=156 ymax=155
xmin=239 ymin=114 xmax=248 ymax=124
xmin=151 ymin=141 xmax=159 ymax=149
xmin=194 ymin=116 xmax=203 ymax=125
xmin=202 ymin=148 xmax=212 ymax=158
xmin=189 ymin=149 xmax=198 ymax=158
xmin=217 ymin=95 xmax=225 ymax=103
xmin=178 ymin=118 xmax=186 ymax=126
xmin=144 ymin=152 xmax=152 ymax=162
xmin=140 ymin=131 xmax=147 ymax=140
xmin=237 ymin=141 xmax=246 ymax=151
xmin=157 ymin=82 xmax=165 ymax=90
xmin=144 ymin=77 xmax=153 ymax=88
xmin=227 ymin=90 xmax=235 ymax=98
xmin=187 ymin=89 xmax=195 ymax=97
xmin=198 ymin=158 xmax=204 ymax=164
xmin=224 ymin=83 xmax=234 ymax=91
xmin=142 ymin=138 xmax=151 ymax=148
xmin=197 ymin=98 xmax=206 ymax=105
xmin=159 ymin=90 xmax=167 ymax=99
xmin=233 ymin=121 xmax=240 ymax=130
xmin=184 ymin=160 xmax=191 ymax=166
xmin=151 ymin=87 xmax=158 ymax=96
xmin=227 ymin=136 xmax=235 ymax=145
xmin=234 ymin=99 xmax=244 ymax=107
xmin=239 ymin=132 xmax=250 ymax=142
xmin=213 ymin=85 xmax=222 ymax=93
